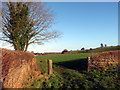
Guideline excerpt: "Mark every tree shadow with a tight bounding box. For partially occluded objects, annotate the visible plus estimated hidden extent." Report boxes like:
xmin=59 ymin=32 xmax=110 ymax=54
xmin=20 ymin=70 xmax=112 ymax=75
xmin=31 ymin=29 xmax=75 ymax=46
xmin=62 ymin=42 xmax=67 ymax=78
xmin=54 ymin=58 xmax=88 ymax=72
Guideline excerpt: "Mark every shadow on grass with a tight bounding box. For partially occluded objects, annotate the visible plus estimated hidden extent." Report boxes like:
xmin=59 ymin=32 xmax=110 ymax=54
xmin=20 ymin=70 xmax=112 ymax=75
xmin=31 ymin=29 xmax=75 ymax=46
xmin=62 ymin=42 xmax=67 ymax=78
xmin=54 ymin=58 xmax=88 ymax=72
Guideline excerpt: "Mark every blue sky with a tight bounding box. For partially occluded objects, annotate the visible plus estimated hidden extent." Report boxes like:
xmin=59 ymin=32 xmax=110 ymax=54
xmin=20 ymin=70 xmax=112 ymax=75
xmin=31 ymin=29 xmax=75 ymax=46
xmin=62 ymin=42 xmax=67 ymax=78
xmin=1 ymin=2 xmax=118 ymax=53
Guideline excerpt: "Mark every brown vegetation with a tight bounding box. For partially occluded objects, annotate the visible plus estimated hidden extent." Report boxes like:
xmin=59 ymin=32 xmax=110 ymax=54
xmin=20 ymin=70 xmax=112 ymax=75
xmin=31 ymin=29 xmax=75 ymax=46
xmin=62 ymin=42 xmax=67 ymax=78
xmin=0 ymin=48 xmax=41 ymax=88
xmin=88 ymin=50 xmax=119 ymax=71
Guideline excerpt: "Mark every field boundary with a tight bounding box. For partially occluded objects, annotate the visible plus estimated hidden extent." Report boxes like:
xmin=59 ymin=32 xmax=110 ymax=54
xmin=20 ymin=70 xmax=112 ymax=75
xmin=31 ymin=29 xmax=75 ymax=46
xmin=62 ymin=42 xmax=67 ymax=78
xmin=88 ymin=50 xmax=119 ymax=71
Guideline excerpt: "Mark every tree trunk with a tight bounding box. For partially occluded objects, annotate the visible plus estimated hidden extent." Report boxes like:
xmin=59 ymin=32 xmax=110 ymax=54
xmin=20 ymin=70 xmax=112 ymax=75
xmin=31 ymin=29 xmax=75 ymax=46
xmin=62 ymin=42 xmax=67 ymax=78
xmin=24 ymin=43 xmax=28 ymax=52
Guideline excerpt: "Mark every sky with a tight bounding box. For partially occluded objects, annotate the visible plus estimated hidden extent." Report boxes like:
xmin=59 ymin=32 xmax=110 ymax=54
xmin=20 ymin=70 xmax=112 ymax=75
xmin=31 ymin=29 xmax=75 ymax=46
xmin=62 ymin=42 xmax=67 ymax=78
xmin=1 ymin=2 xmax=118 ymax=53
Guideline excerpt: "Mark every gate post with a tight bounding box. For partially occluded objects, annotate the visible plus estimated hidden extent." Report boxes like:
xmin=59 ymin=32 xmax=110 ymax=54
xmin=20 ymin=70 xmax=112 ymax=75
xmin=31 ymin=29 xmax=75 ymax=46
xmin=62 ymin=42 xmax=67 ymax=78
xmin=48 ymin=60 xmax=53 ymax=75
xmin=88 ymin=57 xmax=91 ymax=71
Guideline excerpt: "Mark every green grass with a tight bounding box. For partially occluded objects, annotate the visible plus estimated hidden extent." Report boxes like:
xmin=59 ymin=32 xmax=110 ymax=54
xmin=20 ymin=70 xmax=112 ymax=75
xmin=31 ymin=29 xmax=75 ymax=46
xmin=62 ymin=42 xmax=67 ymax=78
xmin=38 ymin=69 xmax=120 ymax=89
xmin=36 ymin=56 xmax=48 ymax=74
xmin=32 ymin=52 xmax=120 ymax=89
xmin=36 ymin=53 xmax=94 ymax=63
xmin=36 ymin=53 xmax=94 ymax=71
xmin=26 ymin=77 xmax=45 ymax=88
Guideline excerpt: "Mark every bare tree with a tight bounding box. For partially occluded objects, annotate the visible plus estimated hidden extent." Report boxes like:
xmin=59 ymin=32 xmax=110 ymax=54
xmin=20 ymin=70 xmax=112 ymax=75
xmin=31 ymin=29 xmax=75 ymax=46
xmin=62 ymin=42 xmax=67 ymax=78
xmin=1 ymin=2 xmax=60 ymax=51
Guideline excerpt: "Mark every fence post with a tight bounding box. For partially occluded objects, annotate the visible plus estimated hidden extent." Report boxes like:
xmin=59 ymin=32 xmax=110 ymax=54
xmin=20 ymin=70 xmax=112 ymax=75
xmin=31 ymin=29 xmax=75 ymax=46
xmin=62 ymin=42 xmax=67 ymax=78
xmin=88 ymin=57 xmax=91 ymax=71
xmin=48 ymin=60 xmax=53 ymax=75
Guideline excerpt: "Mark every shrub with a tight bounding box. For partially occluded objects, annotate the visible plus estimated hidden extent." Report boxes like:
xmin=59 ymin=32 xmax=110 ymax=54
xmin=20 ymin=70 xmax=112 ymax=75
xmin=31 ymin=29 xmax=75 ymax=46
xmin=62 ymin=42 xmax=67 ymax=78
xmin=81 ymin=48 xmax=85 ymax=50
xmin=90 ymin=48 xmax=92 ymax=50
xmin=61 ymin=49 xmax=68 ymax=54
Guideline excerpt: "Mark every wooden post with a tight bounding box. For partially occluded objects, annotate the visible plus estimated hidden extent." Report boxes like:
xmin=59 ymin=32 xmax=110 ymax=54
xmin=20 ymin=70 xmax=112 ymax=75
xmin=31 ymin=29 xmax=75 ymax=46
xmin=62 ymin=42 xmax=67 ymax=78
xmin=88 ymin=57 xmax=91 ymax=72
xmin=48 ymin=60 xmax=53 ymax=75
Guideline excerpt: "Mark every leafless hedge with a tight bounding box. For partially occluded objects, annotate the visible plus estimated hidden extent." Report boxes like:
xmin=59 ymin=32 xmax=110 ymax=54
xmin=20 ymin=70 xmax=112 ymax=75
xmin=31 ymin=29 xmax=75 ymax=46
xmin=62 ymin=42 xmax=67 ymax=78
xmin=88 ymin=50 xmax=119 ymax=71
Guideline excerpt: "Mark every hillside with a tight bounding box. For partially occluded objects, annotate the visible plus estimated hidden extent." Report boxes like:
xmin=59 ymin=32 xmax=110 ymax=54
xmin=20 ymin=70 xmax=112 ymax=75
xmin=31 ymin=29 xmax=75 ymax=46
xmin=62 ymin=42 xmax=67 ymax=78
xmin=67 ymin=46 xmax=120 ymax=54
xmin=88 ymin=46 xmax=120 ymax=53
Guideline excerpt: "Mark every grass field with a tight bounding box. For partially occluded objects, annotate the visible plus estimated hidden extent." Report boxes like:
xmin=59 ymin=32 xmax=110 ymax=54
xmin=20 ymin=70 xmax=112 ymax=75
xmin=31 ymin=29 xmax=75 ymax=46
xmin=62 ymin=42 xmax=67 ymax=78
xmin=36 ymin=53 xmax=94 ymax=72
xmin=27 ymin=51 xmax=120 ymax=89
xmin=36 ymin=53 xmax=93 ymax=63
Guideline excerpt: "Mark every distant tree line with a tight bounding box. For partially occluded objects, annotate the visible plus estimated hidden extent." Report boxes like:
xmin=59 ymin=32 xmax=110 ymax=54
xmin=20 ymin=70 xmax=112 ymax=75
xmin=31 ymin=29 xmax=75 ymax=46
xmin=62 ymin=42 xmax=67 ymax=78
xmin=101 ymin=43 xmax=107 ymax=48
